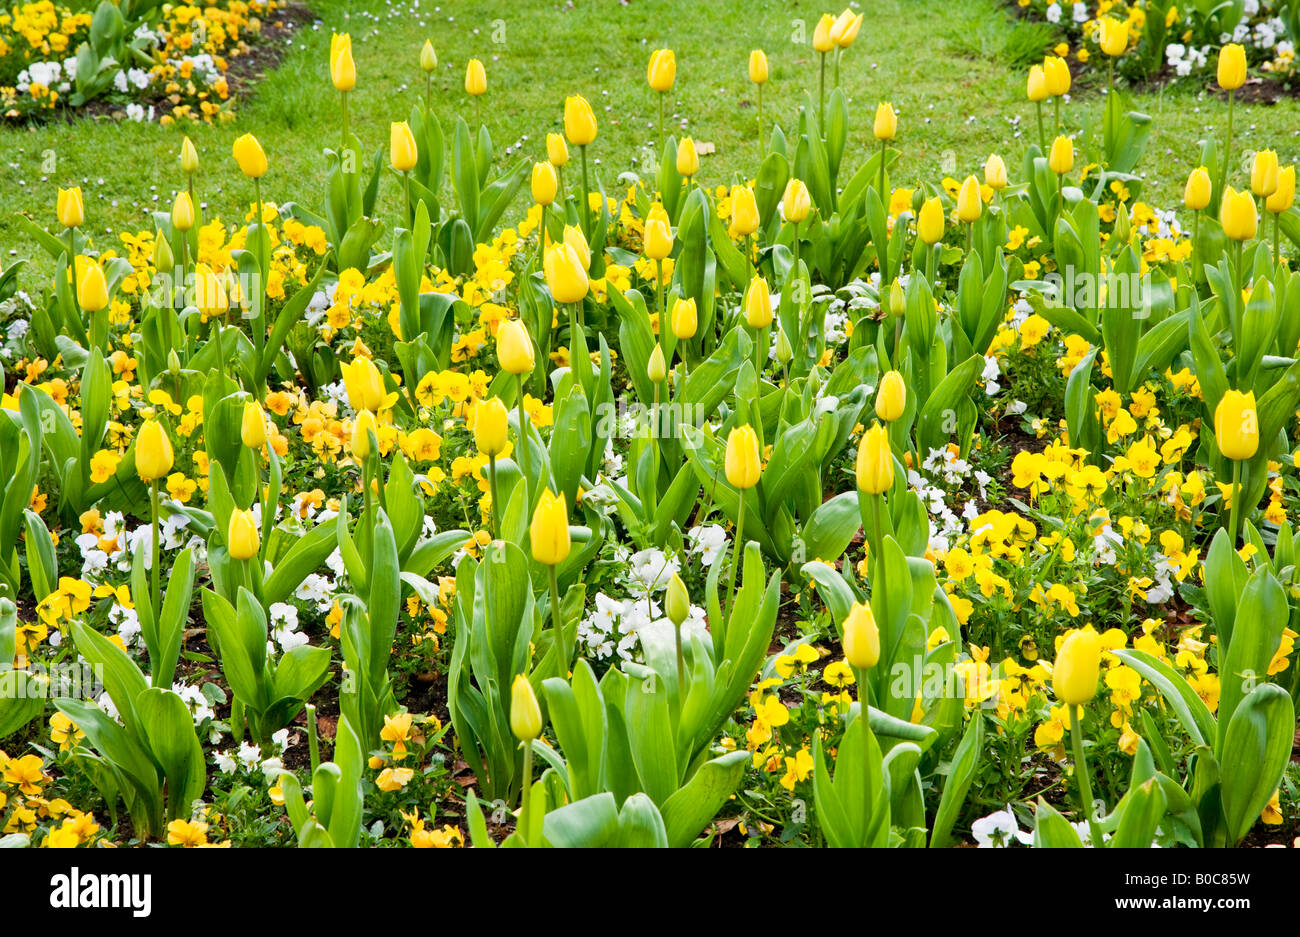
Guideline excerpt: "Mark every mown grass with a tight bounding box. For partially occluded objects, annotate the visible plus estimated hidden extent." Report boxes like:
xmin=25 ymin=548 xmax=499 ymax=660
xmin=4 ymin=0 xmax=1300 ymax=277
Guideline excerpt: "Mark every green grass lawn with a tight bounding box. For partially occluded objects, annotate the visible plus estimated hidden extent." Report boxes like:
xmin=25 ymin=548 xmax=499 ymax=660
xmin=4 ymin=0 xmax=1300 ymax=276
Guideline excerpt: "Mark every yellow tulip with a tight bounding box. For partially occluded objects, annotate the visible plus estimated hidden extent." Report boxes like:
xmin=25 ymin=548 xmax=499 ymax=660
xmin=241 ymin=401 xmax=267 ymax=449
xmin=419 ymin=40 xmax=437 ymax=73
xmin=889 ymin=278 xmax=906 ymax=318
xmin=743 ymin=275 xmax=772 ymax=329
xmin=510 ymin=674 xmax=542 ymax=741
xmin=497 ymin=319 xmax=535 ymax=375
xmin=531 ymin=161 xmax=557 ymax=206
xmin=985 ymin=154 xmax=1007 ymax=190
xmin=77 ymin=262 xmax=108 ymax=312
xmin=564 ymin=95 xmax=597 ymax=146
xmin=351 ymin=409 xmax=377 ymax=459
xmin=135 ymin=419 xmax=174 ymax=483
xmin=227 ymin=509 xmax=260 ymax=561
xmin=812 ymin=13 xmax=836 ymax=53
xmin=193 ymin=263 xmax=228 ymax=317
xmin=1052 ymin=628 xmax=1101 ymax=705
xmin=57 ymin=187 xmax=84 ymax=228
xmin=644 ymin=217 xmax=674 ymax=260
xmin=390 ymin=121 xmax=418 ymax=173
xmin=330 ymin=33 xmax=356 ymax=92
xmin=1220 ymin=186 xmax=1258 ymax=241
xmin=831 ymin=9 xmax=863 ymax=48
xmin=473 ymin=397 xmax=509 ymax=457
xmin=563 ymin=224 xmax=591 ymax=270
xmin=530 ymin=488 xmax=571 ymax=566
xmin=547 ymin=132 xmax=569 ymax=167
xmin=855 ymin=423 xmax=893 ymax=494
xmin=1049 ymin=135 xmax=1074 ymax=175
xmin=672 ymin=297 xmax=698 ymax=339
xmin=725 ymin=424 xmax=761 ymax=489
xmin=841 ymin=602 xmax=880 ymax=669
xmin=1044 ymin=55 xmax=1071 ymax=96
xmin=729 ymin=185 xmax=760 ymax=236
xmin=341 ymin=356 xmax=386 ymax=412
xmin=171 ymin=191 xmax=194 ymax=232
xmin=1184 ymin=167 xmax=1211 ymax=211
xmin=1267 ymin=165 xmax=1295 ymax=214
xmin=917 ymin=196 xmax=944 ymax=246
xmin=1098 ymin=17 xmax=1128 ymax=56
xmin=665 ymin=573 xmax=690 ymax=626
xmin=180 ymin=137 xmax=199 ymax=175
xmin=544 ymin=242 xmax=590 ymax=305
xmin=1027 ymin=64 xmax=1048 ymax=103
xmin=648 ymin=48 xmax=676 ymax=92
xmin=231 ymin=133 xmax=268 ymax=179
xmin=1214 ymin=389 xmax=1259 ymax=461
xmin=956 ymin=175 xmax=982 ymax=223
xmin=676 ymin=137 xmax=699 ymax=177
xmin=749 ymin=49 xmax=769 ymax=84
xmin=873 ymin=101 xmax=897 ymax=141
xmin=783 ymin=178 xmax=811 ymax=224
xmin=647 ymin=345 xmax=667 ymax=383
xmin=876 ymin=371 xmax=906 ymax=422
xmin=1251 ymin=149 xmax=1279 ymax=198
xmin=1218 ymin=43 xmax=1246 ymax=91
xmin=465 ymin=58 xmax=486 ymax=96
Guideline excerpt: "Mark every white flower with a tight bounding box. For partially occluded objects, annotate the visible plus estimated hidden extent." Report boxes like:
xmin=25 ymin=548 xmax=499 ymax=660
xmin=627 ymin=548 xmax=678 ymax=595
xmin=687 ymin=524 xmax=728 ymax=567
xmin=237 ymin=741 xmax=262 ymax=770
xmin=971 ymin=806 xmax=1032 ymax=847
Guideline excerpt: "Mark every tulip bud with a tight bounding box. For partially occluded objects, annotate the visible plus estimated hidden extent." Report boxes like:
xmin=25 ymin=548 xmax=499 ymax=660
xmin=1098 ymin=17 xmax=1128 ymax=56
xmin=232 ymin=133 xmax=268 ymax=179
xmin=783 ymin=178 xmax=812 ymax=223
xmin=465 ymin=58 xmax=487 ymax=96
xmin=956 ymin=175 xmax=982 ymax=223
xmin=985 ymin=154 xmax=1007 ymax=190
xmin=547 ymin=132 xmax=570 ymax=167
xmin=474 ymin=397 xmax=509 ymax=457
xmin=563 ymin=224 xmax=591 ymax=270
xmin=171 ymin=190 xmax=195 ymax=232
xmin=842 ymin=601 xmax=880 ymax=670
xmin=648 ymin=48 xmax=676 ymax=92
xmin=531 ymin=161 xmax=558 ymax=206
xmin=351 ymin=409 xmax=377 ymax=459
xmin=510 ymin=674 xmax=542 ymax=742
xmin=876 ymin=371 xmax=906 ymax=422
xmin=1048 ymin=135 xmax=1074 ymax=175
xmin=193 ymin=263 xmax=228 ymax=318
xmin=57 ymin=187 xmax=84 ymax=229
xmin=1214 ymin=389 xmax=1259 ymax=461
xmin=135 ymin=419 xmax=174 ymax=483
xmin=644 ymin=217 xmax=674 ymax=260
xmin=832 ymin=9 xmax=863 ymax=48
xmin=665 ymin=573 xmax=690 ymax=627
xmin=749 ymin=49 xmax=768 ymax=84
xmin=725 ymin=424 xmax=761 ymax=489
xmin=1219 ymin=186 xmax=1258 ymax=241
xmin=1052 ymin=627 xmax=1101 ymax=705
xmin=676 ymin=137 xmax=699 ymax=177
xmin=330 ymin=33 xmax=356 ymax=92
xmin=1027 ymin=65 xmax=1048 ymax=103
xmin=774 ymin=326 xmax=793 ymax=365
xmin=729 ymin=185 xmax=760 ymax=236
xmin=390 ymin=121 xmax=418 ymax=173
xmin=855 ymin=423 xmax=894 ymax=494
xmin=530 ymin=488 xmax=571 ymax=565
xmin=647 ymin=344 xmax=667 ymax=383
xmin=1251 ymin=149 xmax=1279 ymax=198
xmin=420 ymin=40 xmax=437 ymax=73
xmin=812 ymin=13 xmax=836 ymax=53
xmin=917 ymin=196 xmax=945 ymax=246
xmin=1218 ymin=43 xmax=1246 ymax=91
xmin=1043 ymin=55 xmax=1071 ymax=96
xmin=1184 ymin=167 xmax=1211 ymax=211
xmin=743 ymin=275 xmax=772 ymax=329
xmin=889 ymin=278 xmax=906 ymax=318
xmin=544 ymin=243 xmax=590 ymax=305
xmin=1267 ymin=165 xmax=1295 ymax=214
xmin=564 ymin=95 xmax=598 ymax=146
xmin=153 ymin=230 xmax=174 ymax=274
xmin=180 ymin=137 xmax=199 ymax=175
xmin=671 ymin=297 xmax=698 ymax=339
xmin=496 ymin=319 xmax=535 ymax=375
xmin=873 ymin=102 xmax=897 ymax=141
xmin=167 ymin=349 xmax=182 ymax=377
xmin=228 ymin=509 xmax=260 ymax=561
xmin=78 ymin=262 xmax=108 ymax=312
xmin=241 ymin=401 xmax=267 ymax=449
xmin=341 ymin=357 xmax=386 ymax=412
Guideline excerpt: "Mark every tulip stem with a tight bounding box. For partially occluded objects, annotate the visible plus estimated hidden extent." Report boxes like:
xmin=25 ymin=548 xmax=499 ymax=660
xmin=340 ymin=89 xmax=349 ymax=151
xmin=1068 ymin=704 xmax=1106 ymax=848
xmin=1274 ymin=213 xmax=1281 ymax=267
xmin=649 ymin=381 xmax=661 ymax=521
xmin=516 ymin=373 xmax=532 ymax=509
xmin=869 ymin=493 xmax=885 ymax=582
xmin=1053 ymin=95 xmax=1060 ymax=135
xmin=150 ymin=479 xmax=161 ymax=623
xmin=792 ymin=219 xmax=800 ymax=274
xmin=67 ymin=228 xmax=79 ymax=316
xmin=757 ymin=83 xmax=764 ymax=149
xmin=424 ymin=75 xmax=432 ymax=116
xmin=656 ymin=259 xmax=666 ymax=356
xmin=548 ymin=564 xmax=566 ymax=674
xmin=518 ymin=741 xmax=533 ymax=838
xmin=306 ymin=703 xmax=321 ymax=774
xmin=488 ymin=454 xmax=500 ymax=540
xmin=579 ymin=145 xmax=592 ymax=236
xmin=726 ymin=488 xmax=746 ymax=619
xmin=674 ymin=620 xmax=685 ymax=695
xmin=658 ymin=91 xmax=665 ymax=159
xmin=1229 ymin=458 xmax=1243 ymax=546
xmin=537 ymin=204 xmax=547 ymax=272
xmin=404 ymin=171 xmax=412 ymax=227
xmin=1222 ymin=90 xmax=1235 ymax=198
xmin=1035 ymin=101 xmax=1046 ymax=152
xmin=878 ymin=139 xmax=887 ymax=204
xmin=858 ymin=679 xmax=872 ymax=844
xmin=818 ymin=53 xmax=826 ymax=129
